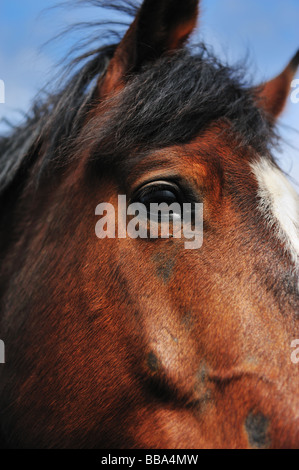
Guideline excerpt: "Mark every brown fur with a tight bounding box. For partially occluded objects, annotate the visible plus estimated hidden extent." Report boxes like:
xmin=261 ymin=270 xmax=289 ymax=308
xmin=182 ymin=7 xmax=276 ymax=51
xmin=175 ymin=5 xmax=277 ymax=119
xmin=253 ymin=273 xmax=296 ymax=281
xmin=0 ymin=0 xmax=298 ymax=449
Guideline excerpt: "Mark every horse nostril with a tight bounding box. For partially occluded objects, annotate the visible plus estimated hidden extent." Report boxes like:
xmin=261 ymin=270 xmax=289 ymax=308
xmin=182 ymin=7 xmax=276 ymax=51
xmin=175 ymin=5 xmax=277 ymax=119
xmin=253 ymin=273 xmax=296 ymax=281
xmin=245 ymin=412 xmax=270 ymax=449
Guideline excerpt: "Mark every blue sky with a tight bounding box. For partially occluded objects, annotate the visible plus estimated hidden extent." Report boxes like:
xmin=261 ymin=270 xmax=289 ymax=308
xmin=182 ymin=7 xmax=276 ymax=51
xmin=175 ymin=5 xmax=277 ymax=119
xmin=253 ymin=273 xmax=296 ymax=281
xmin=0 ymin=0 xmax=299 ymax=187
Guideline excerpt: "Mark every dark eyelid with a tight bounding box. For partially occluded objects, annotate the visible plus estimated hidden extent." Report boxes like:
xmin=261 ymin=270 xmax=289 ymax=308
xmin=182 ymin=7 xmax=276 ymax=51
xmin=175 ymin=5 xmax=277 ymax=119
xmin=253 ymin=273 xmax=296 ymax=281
xmin=136 ymin=182 xmax=180 ymax=199
xmin=133 ymin=178 xmax=180 ymax=194
xmin=131 ymin=178 xmax=201 ymax=204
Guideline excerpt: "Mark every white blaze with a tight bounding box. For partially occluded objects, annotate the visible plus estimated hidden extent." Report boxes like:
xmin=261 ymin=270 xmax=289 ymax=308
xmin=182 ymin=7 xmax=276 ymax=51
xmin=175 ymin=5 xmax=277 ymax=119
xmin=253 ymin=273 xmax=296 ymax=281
xmin=251 ymin=158 xmax=299 ymax=266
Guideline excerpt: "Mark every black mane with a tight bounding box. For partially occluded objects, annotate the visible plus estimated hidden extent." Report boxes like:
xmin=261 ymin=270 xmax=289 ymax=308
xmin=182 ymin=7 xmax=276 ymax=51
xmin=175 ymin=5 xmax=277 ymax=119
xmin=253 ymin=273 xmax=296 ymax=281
xmin=0 ymin=0 xmax=277 ymax=194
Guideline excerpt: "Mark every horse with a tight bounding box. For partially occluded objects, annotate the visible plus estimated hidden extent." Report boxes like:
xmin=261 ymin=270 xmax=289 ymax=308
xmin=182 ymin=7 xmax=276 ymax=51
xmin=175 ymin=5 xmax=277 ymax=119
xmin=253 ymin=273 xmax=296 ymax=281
xmin=0 ymin=0 xmax=298 ymax=449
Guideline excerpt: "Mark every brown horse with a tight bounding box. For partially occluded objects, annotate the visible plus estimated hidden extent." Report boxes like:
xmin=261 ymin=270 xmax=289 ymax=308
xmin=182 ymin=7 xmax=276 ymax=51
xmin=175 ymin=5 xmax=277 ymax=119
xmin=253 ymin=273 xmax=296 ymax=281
xmin=0 ymin=0 xmax=299 ymax=449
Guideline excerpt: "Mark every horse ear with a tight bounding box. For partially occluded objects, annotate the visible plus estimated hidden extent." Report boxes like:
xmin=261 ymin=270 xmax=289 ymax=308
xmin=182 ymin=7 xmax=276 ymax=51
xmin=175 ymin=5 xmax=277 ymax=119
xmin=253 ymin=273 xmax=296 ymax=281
xmin=256 ymin=50 xmax=299 ymax=119
xmin=100 ymin=0 xmax=199 ymax=96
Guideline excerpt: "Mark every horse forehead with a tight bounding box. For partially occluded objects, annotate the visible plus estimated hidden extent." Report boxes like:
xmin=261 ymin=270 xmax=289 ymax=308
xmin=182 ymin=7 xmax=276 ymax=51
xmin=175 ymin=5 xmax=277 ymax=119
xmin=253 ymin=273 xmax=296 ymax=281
xmin=250 ymin=157 xmax=299 ymax=266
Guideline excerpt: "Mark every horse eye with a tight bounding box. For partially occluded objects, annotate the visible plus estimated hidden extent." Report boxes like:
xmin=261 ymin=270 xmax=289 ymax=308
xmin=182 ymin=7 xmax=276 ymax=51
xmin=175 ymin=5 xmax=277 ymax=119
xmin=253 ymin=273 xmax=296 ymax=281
xmin=134 ymin=183 xmax=182 ymax=207
xmin=140 ymin=188 xmax=179 ymax=206
xmin=132 ymin=182 xmax=183 ymax=220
